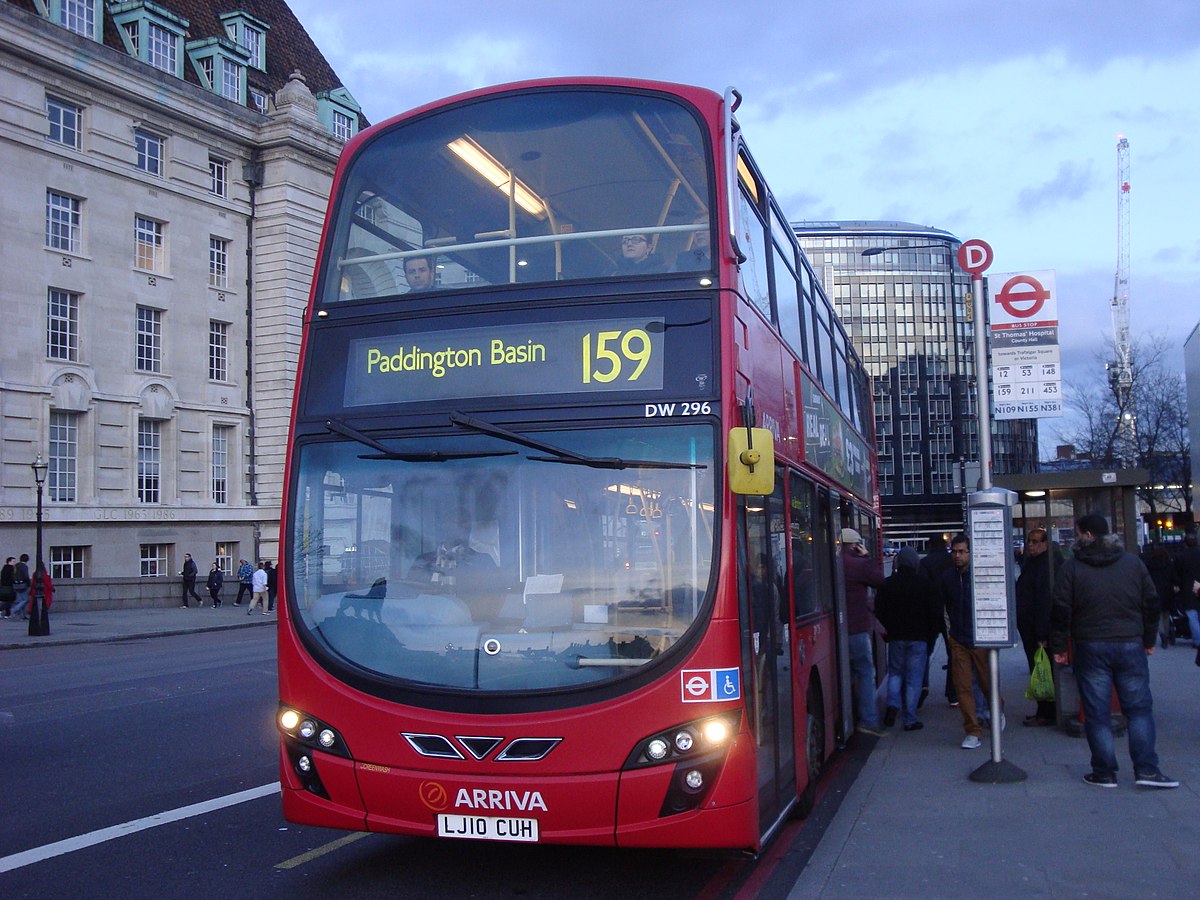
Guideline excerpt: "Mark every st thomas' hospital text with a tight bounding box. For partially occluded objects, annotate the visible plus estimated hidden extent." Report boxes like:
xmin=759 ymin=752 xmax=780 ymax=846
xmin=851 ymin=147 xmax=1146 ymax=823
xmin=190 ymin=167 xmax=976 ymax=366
xmin=365 ymin=339 xmax=546 ymax=379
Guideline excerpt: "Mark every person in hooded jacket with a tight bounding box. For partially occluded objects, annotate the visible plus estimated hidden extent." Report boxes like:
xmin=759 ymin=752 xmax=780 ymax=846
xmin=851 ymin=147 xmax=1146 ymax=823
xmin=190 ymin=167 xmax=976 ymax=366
xmin=875 ymin=546 xmax=942 ymax=731
xmin=1016 ymin=527 xmax=1063 ymax=725
xmin=1050 ymin=514 xmax=1178 ymax=789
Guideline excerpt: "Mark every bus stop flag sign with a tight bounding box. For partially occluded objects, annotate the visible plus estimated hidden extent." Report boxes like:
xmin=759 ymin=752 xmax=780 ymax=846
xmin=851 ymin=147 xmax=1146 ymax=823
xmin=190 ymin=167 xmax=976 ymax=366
xmin=986 ymin=269 xmax=1063 ymax=420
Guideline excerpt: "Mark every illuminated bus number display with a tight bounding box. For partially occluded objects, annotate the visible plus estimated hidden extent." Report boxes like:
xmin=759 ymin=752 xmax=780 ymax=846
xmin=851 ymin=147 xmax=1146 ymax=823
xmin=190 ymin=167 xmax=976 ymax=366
xmin=344 ymin=317 xmax=665 ymax=407
xmin=582 ymin=328 xmax=652 ymax=384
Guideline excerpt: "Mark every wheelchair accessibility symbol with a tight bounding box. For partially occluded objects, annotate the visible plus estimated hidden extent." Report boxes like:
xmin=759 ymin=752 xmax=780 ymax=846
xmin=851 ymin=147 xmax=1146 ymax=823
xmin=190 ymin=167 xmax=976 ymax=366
xmin=681 ymin=667 xmax=741 ymax=703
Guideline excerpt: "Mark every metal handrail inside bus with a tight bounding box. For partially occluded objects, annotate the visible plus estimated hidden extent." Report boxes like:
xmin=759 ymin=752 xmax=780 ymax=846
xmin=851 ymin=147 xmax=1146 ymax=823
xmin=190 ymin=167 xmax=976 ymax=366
xmin=335 ymin=223 xmax=708 ymax=271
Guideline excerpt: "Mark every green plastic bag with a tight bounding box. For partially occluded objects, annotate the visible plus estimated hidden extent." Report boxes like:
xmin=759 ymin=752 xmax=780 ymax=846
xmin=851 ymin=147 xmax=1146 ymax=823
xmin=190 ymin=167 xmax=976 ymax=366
xmin=1025 ymin=647 xmax=1055 ymax=702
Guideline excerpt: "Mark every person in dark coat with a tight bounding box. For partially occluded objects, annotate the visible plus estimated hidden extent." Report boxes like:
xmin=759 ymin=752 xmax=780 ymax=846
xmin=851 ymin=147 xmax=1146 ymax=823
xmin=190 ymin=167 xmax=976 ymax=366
xmin=919 ymin=534 xmax=956 ymax=706
xmin=264 ymin=560 xmax=279 ymax=611
xmin=875 ymin=547 xmax=943 ymax=730
xmin=1016 ymin=528 xmax=1062 ymax=725
xmin=206 ymin=562 xmax=224 ymax=608
xmin=1173 ymin=532 xmax=1200 ymax=664
xmin=180 ymin=553 xmax=203 ymax=607
xmin=1050 ymin=514 xmax=1177 ymax=788
xmin=1142 ymin=542 xmax=1178 ymax=647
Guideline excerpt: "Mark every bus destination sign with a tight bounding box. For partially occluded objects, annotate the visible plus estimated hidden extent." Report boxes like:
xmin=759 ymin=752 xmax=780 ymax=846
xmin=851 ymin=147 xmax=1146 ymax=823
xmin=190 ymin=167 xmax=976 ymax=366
xmin=344 ymin=317 xmax=666 ymax=407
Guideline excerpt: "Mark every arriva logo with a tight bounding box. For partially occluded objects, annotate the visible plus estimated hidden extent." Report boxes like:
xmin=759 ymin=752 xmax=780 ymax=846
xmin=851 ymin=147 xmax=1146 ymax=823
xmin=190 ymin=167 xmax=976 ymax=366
xmin=455 ymin=788 xmax=548 ymax=812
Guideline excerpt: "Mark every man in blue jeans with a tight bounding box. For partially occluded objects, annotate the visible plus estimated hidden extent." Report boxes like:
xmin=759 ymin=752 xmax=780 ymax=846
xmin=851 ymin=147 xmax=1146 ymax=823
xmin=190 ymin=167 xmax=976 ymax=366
xmin=1050 ymin=514 xmax=1178 ymax=789
xmin=841 ymin=528 xmax=885 ymax=736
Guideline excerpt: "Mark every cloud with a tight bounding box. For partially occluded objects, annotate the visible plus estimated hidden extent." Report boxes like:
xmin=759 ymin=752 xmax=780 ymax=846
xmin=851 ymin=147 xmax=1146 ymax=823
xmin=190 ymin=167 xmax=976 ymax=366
xmin=1016 ymin=161 xmax=1096 ymax=215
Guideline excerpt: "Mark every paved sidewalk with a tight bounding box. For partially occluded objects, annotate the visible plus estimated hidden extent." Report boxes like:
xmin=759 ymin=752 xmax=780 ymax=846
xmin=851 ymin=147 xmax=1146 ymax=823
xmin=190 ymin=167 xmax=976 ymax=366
xmin=0 ymin=602 xmax=274 ymax=650
xmin=789 ymin=640 xmax=1200 ymax=898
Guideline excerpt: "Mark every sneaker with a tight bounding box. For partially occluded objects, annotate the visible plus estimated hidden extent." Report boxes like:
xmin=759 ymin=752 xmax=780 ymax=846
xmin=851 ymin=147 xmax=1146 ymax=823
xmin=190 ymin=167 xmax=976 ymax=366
xmin=856 ymin=724 xmax=886 ymax=737
xmin=884 ymin=706 xmax=898 ymax=727
xmin=1135 ymin=772 xmax=1179 ymax=789
xmin=1083 ymin=772 xmax=1118 ymax=788
xmin=960 ymin=735 xmax=982 ymax=749
xmin=180 ymin=604 xmax=189 ymax=608
xmin=903 ymin=721 xmax=924 ymax=731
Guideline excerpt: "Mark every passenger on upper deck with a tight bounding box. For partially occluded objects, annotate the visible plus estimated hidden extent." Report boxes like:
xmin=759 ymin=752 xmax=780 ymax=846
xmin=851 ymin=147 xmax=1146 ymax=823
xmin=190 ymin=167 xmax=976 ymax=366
xmin=613 ymin=233 xmax=666 ymax=275
xmin=673 ymin=216 xmax=711 ymax=272
xmin=403 ymin=255 xmax=437 ymax=292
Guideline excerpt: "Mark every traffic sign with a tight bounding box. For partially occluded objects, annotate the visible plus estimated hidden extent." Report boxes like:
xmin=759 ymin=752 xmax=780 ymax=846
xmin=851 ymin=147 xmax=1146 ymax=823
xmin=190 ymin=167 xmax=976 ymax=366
xmin=957 ymin=239 xmax=993 ymax=275
xmin=994 ymin=274 xmax=1050 ymax=319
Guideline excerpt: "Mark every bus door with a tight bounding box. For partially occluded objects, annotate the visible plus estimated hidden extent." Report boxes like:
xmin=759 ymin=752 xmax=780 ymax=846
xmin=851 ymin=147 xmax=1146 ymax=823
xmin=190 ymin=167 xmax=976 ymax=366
xmin=741 ymin=468 xmax=795 ymax=830
xmin=825 ymin=489 xmax=853 ymax=746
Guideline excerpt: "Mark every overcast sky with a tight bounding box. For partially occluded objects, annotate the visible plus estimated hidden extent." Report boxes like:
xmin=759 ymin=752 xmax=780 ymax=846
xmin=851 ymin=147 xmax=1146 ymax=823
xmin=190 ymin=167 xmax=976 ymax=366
xmin=289 ymin=0 xmax=1199 ymax=443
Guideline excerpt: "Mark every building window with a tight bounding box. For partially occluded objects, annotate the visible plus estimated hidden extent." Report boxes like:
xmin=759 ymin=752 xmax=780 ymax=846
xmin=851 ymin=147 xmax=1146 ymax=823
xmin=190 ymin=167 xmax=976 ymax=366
xmin=46 ymin=190 xmax=81 ymax=253
xmin=136 ymin=305 xmax=161 ymax=372
xmin=212 ymin=425 xmax=231 ymax=504
xmin=215 ymin=542 xmax=235 ymax=576
xmin=220 ymin=58 xmax=242 ymax=101
xmin=137 ymin=418 xmax=161 ymax=504
xmin=241 ymin=26 xmax=263 ymax=69
xmin=317 ymin=88 xmax=361 ymax=142
xmin=221 ymin=12 xmax=269 ymax=71
xmin=49 ymin=411 xmax=78 ymax=502
xmin=134 ymin=215 xmax=165 ymax=272
xmin=209 ymin=237 xmax=229 ymax=288
xmin=58 ymin=0 xmax=98 ymax=38
xmin=209 ymin=320 xmax=228 ymax=381
xmin=249 ymin=90 xmax=268 ymax=114
xmin=147 ymin=21 xmax=177 ymax=73
xmin=139 ymin=543 xmax=168 ymax=577
xmin=209 ymin=156 xmax=229 ymax=197
xmin=50 ymin=546 xmax=86 ymax=579
xmin=47 ymin=96 xmax=82 ymax=149
xmin=134 ymin=130 xmax=164 ymax=176
xmin=47 ymin=288 xmax=80 ymax=361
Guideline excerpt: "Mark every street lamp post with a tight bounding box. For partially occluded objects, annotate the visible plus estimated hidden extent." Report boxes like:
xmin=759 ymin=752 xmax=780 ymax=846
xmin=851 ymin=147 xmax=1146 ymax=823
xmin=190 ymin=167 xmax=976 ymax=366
xmin=29 ymin=454 xmax=50 ymax=637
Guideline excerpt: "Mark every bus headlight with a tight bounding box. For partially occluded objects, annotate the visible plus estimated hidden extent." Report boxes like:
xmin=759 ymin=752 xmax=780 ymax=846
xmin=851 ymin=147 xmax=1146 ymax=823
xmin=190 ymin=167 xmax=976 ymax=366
xmin=624 ymin=712 xmax=740 ymax=769
xmin=276 ymin=704 xmax=351 ymax=759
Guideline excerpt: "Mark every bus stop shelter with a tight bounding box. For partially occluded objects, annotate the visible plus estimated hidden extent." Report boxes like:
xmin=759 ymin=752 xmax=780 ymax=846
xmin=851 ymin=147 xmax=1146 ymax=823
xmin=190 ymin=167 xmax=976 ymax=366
xmin=994 ymin=467 xmax=1149 ymax=551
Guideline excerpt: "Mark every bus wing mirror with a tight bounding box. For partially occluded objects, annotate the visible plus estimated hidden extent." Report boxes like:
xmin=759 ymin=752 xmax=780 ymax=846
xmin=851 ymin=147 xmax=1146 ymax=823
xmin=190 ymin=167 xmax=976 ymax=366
xmin=727 ymin=427 xmax=774 ymax=495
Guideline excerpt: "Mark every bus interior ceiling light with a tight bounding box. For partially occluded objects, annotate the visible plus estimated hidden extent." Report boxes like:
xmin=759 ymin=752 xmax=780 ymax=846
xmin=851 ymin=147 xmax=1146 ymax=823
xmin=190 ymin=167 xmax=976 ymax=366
xmin=447 ymin=136 xmax=547 ymax=218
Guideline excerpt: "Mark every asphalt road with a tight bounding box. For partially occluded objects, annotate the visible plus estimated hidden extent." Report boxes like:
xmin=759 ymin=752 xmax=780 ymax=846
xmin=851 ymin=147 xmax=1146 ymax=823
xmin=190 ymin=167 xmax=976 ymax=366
xmin=0 ymin=629 xmax=855 ymax=899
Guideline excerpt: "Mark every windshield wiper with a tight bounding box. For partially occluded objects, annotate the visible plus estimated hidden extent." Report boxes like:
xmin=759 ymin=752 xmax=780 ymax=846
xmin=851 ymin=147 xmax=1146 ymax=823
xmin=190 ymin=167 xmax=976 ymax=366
xmin=449 ymin=412 xmax=705 ymax=471
xmin=325 ymin=418 xmax=517 ymax=462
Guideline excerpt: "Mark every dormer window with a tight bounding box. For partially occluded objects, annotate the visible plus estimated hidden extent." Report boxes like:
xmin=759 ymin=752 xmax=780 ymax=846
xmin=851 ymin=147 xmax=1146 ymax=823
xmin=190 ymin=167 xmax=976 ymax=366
xmin=187 ymin=37 xmax=249 ymax=104
xmin=316 ymin=88 xmax=362 ymax=143
xmin=110 ymin=2 xmax=189 ymax=78
xmin=30 ymin=0 xmax=103 ymax=41
xmin=220 ymin=12 xmax=270 ymax=72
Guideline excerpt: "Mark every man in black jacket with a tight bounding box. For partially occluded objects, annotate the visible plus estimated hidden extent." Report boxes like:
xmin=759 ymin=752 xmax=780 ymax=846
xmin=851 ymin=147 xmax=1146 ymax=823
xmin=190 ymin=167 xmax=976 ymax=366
xmin=1016 ymin=528 xmax=1062 ymax=725
xmin=876 ymin=547 xmax=942 ymax=731
xmin=1050 ymin=514 xmax=1178 ymax=789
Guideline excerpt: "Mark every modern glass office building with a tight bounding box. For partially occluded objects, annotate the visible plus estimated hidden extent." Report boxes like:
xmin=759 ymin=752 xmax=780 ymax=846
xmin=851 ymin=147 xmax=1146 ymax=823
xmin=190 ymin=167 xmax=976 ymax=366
xmin=793 ymin=221 xmax=1038 ymax=545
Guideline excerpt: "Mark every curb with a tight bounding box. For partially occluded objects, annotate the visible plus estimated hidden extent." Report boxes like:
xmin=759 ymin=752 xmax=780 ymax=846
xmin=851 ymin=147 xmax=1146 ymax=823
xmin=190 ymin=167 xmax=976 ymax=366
xmin=0 ymin=617 xmax=275 ymax=651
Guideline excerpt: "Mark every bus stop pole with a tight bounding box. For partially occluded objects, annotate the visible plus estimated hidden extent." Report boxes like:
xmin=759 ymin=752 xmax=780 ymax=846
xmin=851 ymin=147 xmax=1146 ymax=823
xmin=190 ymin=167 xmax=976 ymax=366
xmin=965 ymin=256 xmax=1026 ymax=783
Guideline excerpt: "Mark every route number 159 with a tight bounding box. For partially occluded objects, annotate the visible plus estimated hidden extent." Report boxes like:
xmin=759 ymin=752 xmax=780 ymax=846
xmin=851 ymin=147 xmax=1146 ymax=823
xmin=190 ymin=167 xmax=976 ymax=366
xmin=582 ymin=329 xmax=652 ymax=384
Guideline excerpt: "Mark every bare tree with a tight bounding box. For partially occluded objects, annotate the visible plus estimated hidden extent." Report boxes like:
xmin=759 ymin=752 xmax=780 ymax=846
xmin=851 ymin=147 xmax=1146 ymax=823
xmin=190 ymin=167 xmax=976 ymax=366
xmin=1055 ymin=334 xmax=1191 ymax=518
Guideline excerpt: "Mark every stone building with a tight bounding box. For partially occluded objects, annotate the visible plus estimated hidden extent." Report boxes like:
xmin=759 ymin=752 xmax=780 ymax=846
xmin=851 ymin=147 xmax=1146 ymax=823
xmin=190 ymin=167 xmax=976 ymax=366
xmin=0 ymin=0 xmax=361 ymax=608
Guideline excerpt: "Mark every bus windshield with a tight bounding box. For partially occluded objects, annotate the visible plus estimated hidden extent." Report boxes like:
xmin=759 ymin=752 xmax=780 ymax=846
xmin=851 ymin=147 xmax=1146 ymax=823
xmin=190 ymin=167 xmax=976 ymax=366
xmin=321 ymin=89 xmax=713 ymax=303
xmin=288 ymin=423 xmax=716 ymax=693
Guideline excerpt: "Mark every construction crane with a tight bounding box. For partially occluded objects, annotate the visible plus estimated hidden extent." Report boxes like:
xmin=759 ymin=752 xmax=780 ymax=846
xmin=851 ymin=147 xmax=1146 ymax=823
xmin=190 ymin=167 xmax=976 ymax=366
xmin=1108 ymin=135 xmax=1136 ymax=466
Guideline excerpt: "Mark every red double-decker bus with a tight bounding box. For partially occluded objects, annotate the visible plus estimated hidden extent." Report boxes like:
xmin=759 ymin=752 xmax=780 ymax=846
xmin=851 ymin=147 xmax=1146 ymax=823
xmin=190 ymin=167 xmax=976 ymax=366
xmin=276 ymin=78 xmax=879 ymax=852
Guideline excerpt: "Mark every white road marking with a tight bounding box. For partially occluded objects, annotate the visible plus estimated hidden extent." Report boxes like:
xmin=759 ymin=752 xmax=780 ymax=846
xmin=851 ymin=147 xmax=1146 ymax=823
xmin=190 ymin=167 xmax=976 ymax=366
xmin=275 ymin=831 xmax=371 ymax=869
xmin=0 ymin=782 xmax=280 ymax=873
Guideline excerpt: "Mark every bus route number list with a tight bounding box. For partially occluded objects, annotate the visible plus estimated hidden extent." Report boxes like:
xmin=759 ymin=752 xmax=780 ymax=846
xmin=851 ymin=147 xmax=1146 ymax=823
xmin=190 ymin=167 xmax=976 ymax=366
xmin=969 ymin=507 xmax=1011 ymax=646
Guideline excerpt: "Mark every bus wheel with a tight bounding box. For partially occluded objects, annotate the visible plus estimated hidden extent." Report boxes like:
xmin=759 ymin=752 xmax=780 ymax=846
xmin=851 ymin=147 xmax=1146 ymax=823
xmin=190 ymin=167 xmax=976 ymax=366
xmin=796 ymin=684 xmax=825 ymax=818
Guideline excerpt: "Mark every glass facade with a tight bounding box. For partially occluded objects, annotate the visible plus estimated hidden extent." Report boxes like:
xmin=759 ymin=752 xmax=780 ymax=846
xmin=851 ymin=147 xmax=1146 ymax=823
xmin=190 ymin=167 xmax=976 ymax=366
xmin=793 ymin=221 xmax=1038 ymax=545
